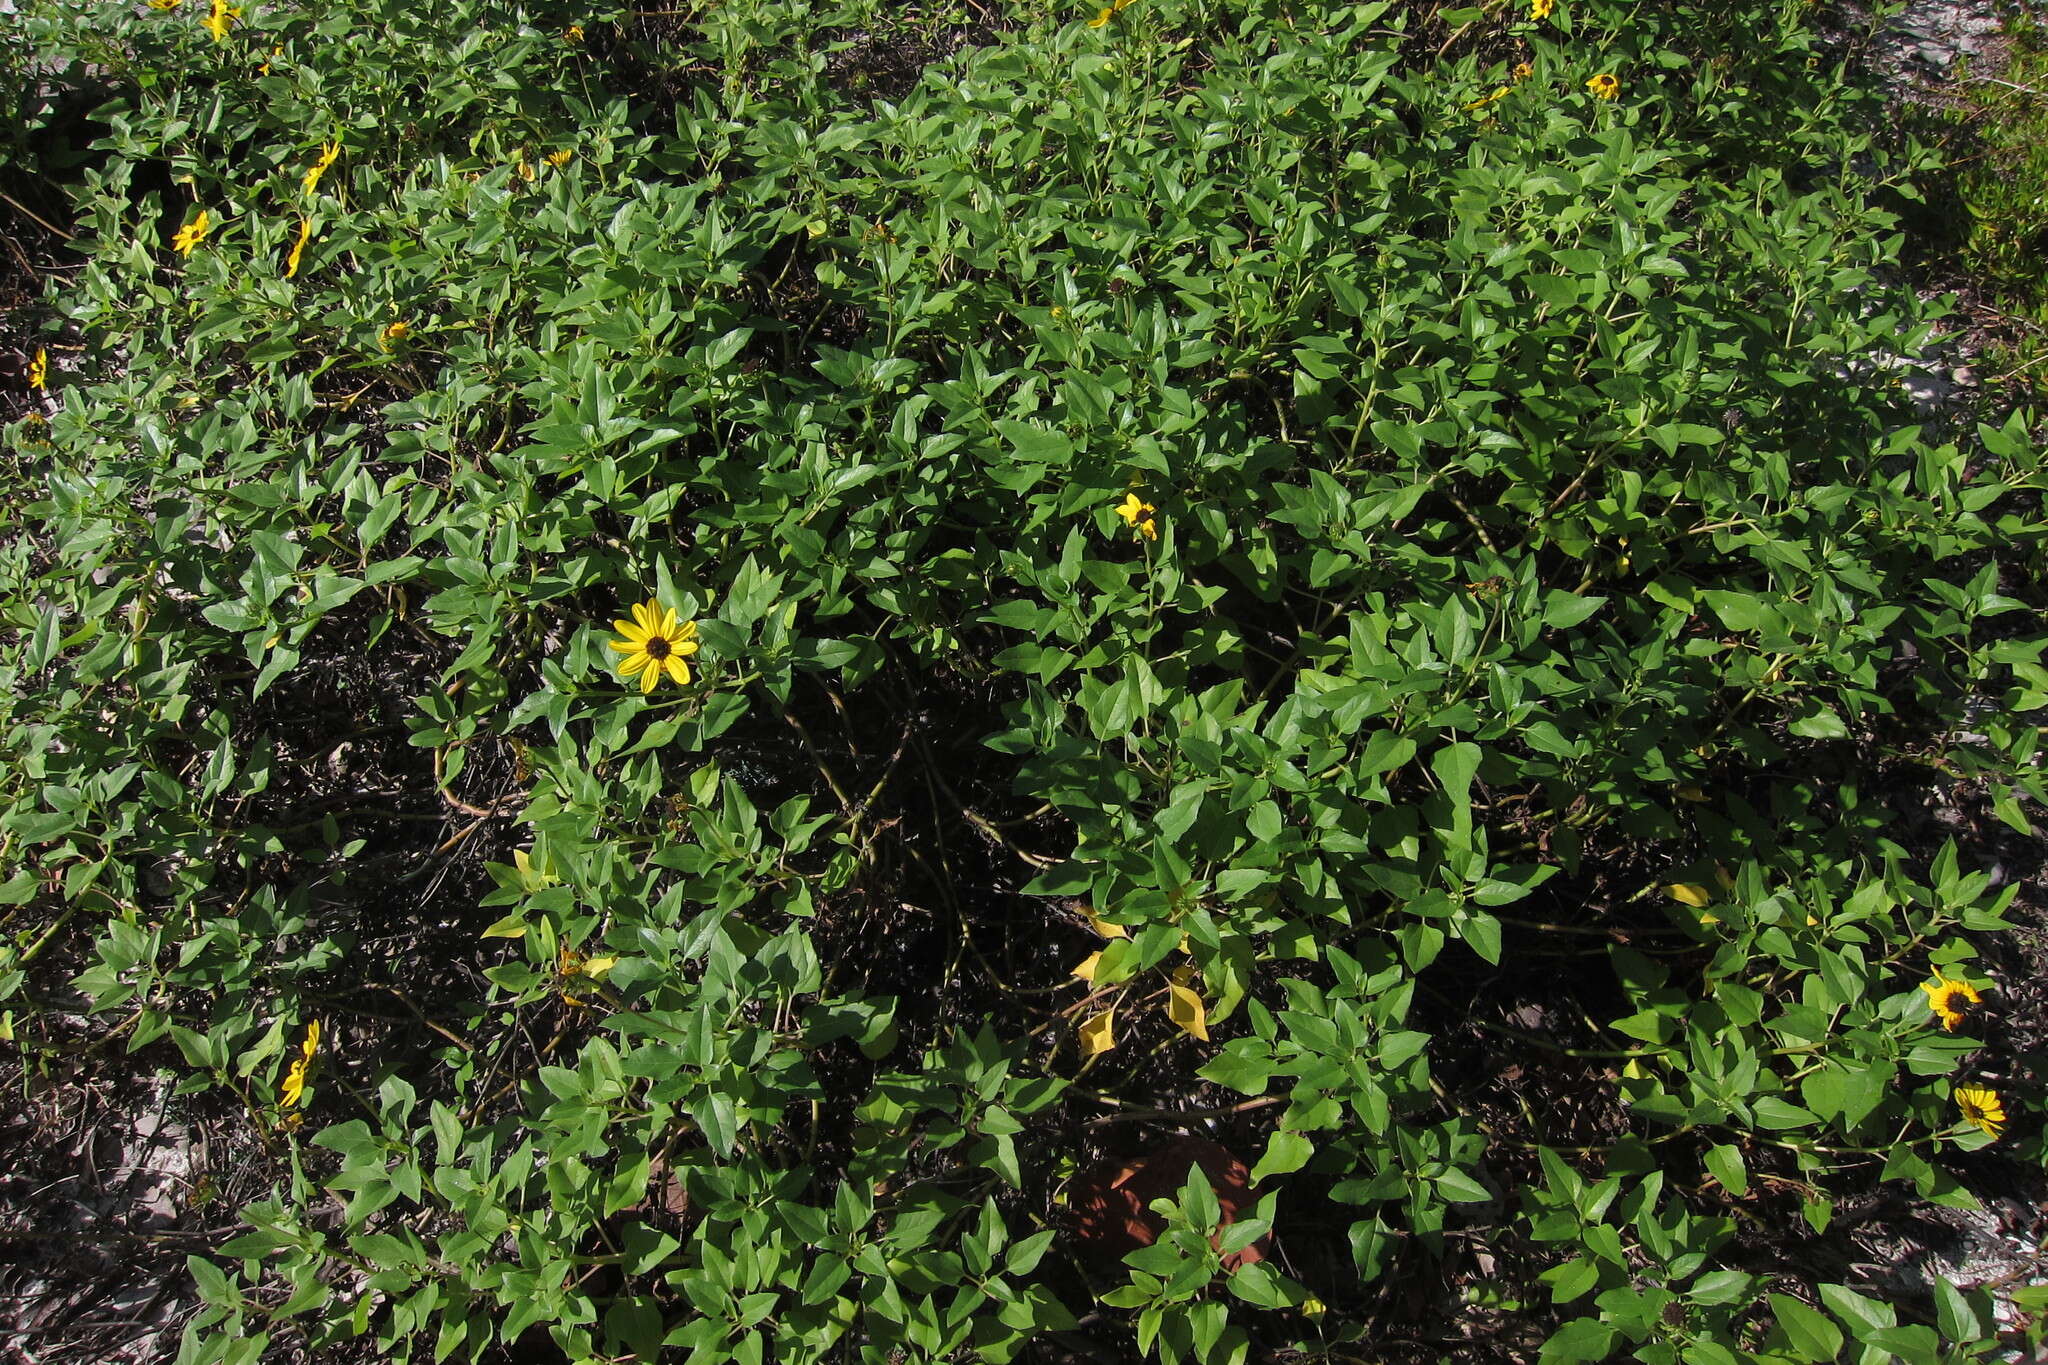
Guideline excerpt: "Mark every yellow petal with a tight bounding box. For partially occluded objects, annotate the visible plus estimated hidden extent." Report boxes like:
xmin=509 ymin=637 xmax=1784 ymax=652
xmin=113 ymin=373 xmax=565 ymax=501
xmin=1664 ymin=883 xmax=1711 ymax=907
xmin=673 ymin=638 xmax=700 ymax=657
xmin=302 ymin=1019 xmax=320 ymax=1058
xmin=1087 ymin=7 xmax=1112 ymax=25
xmin=665 ymin=656 xmax=692 ymax=686
xmin=1167 ymin=981 xmax=1209 ymax=1041
xmin=1079 ymin=1009 xmax=1116 ymax=1056
xmin=1072 ymin=952 xmax=1102 ymax=982
xmin=675 ymin=619 xmax=698 ymax=641
xmin=632 ymin=601 xmax=657 ymax=633
xmin=613 ymin=618 xmax=649 ymax=642
xmin=616 ymin=651 xmax=651 ymax=674
xmin=639 ymin=661 xmax=661 ymax=693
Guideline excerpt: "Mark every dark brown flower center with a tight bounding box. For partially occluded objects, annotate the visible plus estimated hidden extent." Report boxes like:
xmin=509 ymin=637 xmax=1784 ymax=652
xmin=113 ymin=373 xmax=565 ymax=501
xmin=645 ymin=636 xmax=671 ymax=660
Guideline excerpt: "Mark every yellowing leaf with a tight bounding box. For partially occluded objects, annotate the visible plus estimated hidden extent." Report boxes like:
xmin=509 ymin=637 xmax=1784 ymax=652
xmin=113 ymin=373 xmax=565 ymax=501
xmin=1664 ymin=883 xmax=1711 ymax=907
xmin=1071 ymin=952 xmax=1102 ymax=982
xmin=579 ymin=955 xmax=618 ymax=977
xmin=1166 ymin=981 xmax=1209 ymax=1041
xmin=1085 ymin=910 xmax=1128 ymax=940
xmin=1674 ymin=784 xmax=1707 ymax=802
xmin=1079 ymin=1009 xmax=1116 ymax=1056
xmin=480 ymin=913 xmax=528 ymax=940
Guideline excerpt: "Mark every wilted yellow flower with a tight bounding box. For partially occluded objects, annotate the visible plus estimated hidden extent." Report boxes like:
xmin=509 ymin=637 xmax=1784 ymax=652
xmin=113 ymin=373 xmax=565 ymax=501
xmin=284 ymin=217 xmax=312 ymax=278
xmin=28 ymin=348 xmax=47 ymax=392
xmin=1586 ymin=73 xmax=1620 ymax=100
xmin=1512 ymin=61 xmax=1534 ymax=81
xmin=1531 ymin=0 xmax=1555 ymax=17
xmin=1465 ymin=86 xmax=1510 ymax=111
xmin=1114 ymin=492 xmax=1158 ymax=541
xmin=203 ymin=0 xmax=240 ymax=42
xmin=609 ymin=598 xmax=700 ymax=691
xmin=565 ymin=24 xmax=585 ymax=42
xmin=302 ymin=141 xmax=341 ymax=196
xmin=546 ymin=149 xmax=573 ymax=168
xmin=516 ymin=157 xmax=536 ymax=182
xmin=1954 ymin=1086 xmax=2005 ymax=1139
xmin=379 ymin=320 xmax=411 ymax=350
xmin=1087 ymin=5 xmax=1113 ymax=24
xmin=1920 ymin=971 xmax=1984 ymax=1032
xmin=171 ymin=210 xmax=211 ymax=256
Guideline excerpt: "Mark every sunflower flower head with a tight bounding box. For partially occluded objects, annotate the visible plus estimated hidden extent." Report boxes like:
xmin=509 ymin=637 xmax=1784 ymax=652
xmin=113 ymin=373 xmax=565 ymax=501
xmin=302 ymin=141 xmax=341 ymax=196
xmin=203 ymin=0 xmax=240 ymax=43
xmin=379 ymin=320 xmax=411 ymax=350
xmin=609 ymin=598 xmax=700 ymax=692
xmin=1532 ymin=0 xmax=1555 ymax=17
xmin=280 ymin=1058 xmax=309 ymax=1109
xmin=285 ymin=217 xmax=313 ymax=278
xmin=28 ymin=347 xmax=47 ymax=392
xmin=1586 ymin=73 xmax=1620 ymax=100
xmin=1920 ymin=971 xmax=1984 ymax=1032
xmin=171 ymin=209 xmax=211 ymax=257
xmin=1954 ymin=1085 xmax=2006 ymax=1140
xmin=279 ymin=1021 xmax=318 ymax=1110
xmin=1114 ymin=492 xmax=1158 ymax=541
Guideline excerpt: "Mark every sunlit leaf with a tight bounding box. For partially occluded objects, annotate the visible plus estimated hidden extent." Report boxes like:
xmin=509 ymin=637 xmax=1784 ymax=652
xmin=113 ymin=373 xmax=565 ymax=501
xmin=1079 ymin=1009 xmax=1116 ymax=1056
xmin=1167 ymin=983 xmax=1209 ymax=1040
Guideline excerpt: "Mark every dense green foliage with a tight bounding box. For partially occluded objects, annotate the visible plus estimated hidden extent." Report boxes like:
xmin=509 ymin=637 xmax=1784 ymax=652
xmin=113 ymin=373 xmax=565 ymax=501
xmin=3 ymin=0 xmax=2046 ymax=1361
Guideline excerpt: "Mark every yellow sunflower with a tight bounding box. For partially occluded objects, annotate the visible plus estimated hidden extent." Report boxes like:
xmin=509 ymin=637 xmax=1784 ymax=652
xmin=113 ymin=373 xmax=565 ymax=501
xmin=1919 ymin=971 xmax=1983 ymax=1032
xmin=203 ymin=0 xmax=240 ymax=43
xmin=302 ymin=141 xmax=341 ymax=197
xmin=609 ymin=598 xmax=699 ymax=692
xmin=1586 ymin=73 xmax=1620 ymax=100
xmin=171 ymin=210 xmax=211 ymax=257
xmin=1114 ymin=492 xmax=1158 ymax=541
xmin=285 ymin=217 xmax=313 ymax=278
xmin=1954 ymin=1086 xmax=2006 ymax=1140
xmin=280 ymin=1057 xmax=309 ymax=1109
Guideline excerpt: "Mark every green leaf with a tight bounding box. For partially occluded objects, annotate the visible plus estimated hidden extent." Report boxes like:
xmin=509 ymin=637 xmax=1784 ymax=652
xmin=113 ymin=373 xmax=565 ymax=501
xmin=1769 ymin=1293 xmax=1844 ymax=1362
xmin=1702 ymin=1144 xmax=1748 ymax=1197
xmin=1540 ymin=1317 xmax=1617 ymax=1365
xmin=1248 ymin=1130 xmax=1313 ymax=1185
